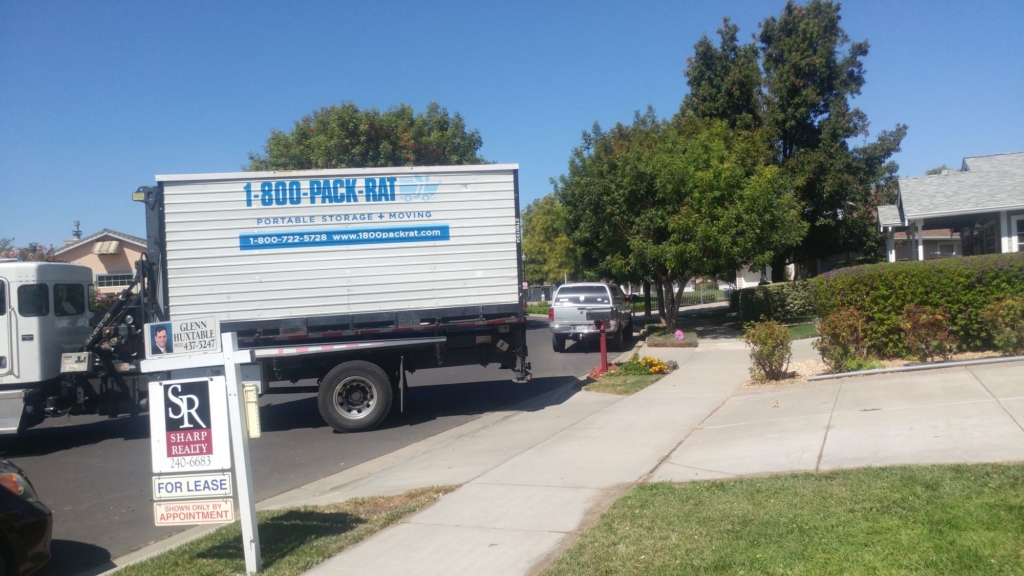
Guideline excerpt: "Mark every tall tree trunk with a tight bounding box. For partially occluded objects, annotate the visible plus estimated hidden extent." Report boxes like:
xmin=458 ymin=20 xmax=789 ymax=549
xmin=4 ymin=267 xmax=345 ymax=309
xmin=656 ymin=281 xmax=666 ymax=320
xmin=661 ymin=277 xmax=682 ymax=331
xmin=643 ymin=280 xmax=651 ymax=321
xmin=770 ymin=254 xmax=788 ymax=283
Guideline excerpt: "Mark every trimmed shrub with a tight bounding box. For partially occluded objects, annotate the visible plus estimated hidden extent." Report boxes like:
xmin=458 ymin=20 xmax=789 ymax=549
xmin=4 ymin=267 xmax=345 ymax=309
xmin=736 ymin=280 xmax=816 ymax=323
xmin=983 ymin=296 xmax=1024 ymax=356
xmin=729 ymin=288 xmax=740 ymax=311
xmin=743 ymin=320 xmax=792 ymax=381
xmin=812 ymin=254 xmax=1024 ymax=357
xmin=813 ymin=307 xmax=868 ymax=373
xmin=901 ymin=305 xmax=958 ymax=362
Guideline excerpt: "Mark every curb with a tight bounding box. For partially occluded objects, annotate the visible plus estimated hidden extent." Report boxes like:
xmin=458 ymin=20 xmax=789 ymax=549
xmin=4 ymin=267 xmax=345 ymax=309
xmin=807 ymin=354 xmax=1024 ymax=381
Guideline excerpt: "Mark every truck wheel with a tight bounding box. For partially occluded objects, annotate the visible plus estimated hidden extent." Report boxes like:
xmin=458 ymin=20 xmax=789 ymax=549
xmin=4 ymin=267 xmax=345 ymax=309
xmin=610 ymin=326 xmax=625 ymax=351
xmin=621 ymin=319 xmax=634 ymax=347
xmin=552 ymin=334 xmax=566 ymax=353
xmin=318 ymin=361 xmax=393 ymax=433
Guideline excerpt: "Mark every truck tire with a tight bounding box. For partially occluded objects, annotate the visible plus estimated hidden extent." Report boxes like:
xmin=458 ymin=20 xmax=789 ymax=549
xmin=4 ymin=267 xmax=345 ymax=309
xmin=620 ymin=318 xmax=634 ymax=349
xmin=610 ymin=325 xmax=625 ymax=351
xmin=318 ymin=360 xmax=393 ymax=433
xmin=552 ymin=333 xmax=566 ymax=353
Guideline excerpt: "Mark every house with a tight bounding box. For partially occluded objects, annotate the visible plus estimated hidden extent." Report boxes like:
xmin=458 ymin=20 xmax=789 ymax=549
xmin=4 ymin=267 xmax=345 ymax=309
xmin=54 ymin=229 xmax=147 ymax=294
xmin=878 ymin=152 xmax=1024 ymax=262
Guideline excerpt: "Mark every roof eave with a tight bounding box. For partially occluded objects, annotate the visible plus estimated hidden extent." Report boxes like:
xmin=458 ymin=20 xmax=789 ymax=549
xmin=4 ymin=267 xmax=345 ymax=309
xmin=903 ymin=204 xmax=1024 ymax=221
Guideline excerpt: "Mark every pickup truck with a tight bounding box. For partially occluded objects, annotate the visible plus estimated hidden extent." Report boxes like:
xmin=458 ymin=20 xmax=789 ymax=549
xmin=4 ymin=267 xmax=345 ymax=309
xmin=548 ymin=283 xmax=633 ymax=352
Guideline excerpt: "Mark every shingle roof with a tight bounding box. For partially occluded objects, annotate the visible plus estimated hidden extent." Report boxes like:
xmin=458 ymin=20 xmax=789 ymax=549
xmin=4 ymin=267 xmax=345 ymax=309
xmin=54 ymin=228 xmax=147 ymax=255
xmin=896 ymin=153 xmax=1024 ymax=220
xmin=962 ymin=151 xmax=1024 ymax=173
xmin=877 ymin=205 xmax=902 ymax=228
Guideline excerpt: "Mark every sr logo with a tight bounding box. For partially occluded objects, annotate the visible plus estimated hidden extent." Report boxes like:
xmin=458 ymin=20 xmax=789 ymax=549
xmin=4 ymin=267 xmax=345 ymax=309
xmin=164 ymin=381 xmax=211 ymax=432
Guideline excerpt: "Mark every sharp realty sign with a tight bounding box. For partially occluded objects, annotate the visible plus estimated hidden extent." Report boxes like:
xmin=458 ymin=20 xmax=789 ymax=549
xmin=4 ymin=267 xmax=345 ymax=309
xmin=149 ymin=377 xmax=231 ymax=475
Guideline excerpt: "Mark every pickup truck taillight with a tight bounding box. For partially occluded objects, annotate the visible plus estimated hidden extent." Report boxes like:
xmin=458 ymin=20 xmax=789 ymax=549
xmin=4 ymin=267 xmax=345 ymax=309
xmin=548 ymin=307 xmax=554 ymax=322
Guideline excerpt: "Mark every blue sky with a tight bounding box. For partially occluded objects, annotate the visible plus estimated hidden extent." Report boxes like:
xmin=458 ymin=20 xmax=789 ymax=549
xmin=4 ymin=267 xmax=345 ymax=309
xmin=2 ymin=0 xmax=1022 ymax=247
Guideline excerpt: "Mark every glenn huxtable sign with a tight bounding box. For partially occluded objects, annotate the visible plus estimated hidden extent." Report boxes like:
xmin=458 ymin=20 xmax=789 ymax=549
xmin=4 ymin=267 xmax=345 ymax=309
xmin=149 ymin=377 xmax=231 ymax=474
xmin=144 ymin=316 xmax=221 ymax=358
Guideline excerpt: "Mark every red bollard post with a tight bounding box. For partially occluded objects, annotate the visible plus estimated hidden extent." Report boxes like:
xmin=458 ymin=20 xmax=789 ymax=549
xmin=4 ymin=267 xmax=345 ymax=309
xmin=597 ymin=320 xmax=608 ymax=373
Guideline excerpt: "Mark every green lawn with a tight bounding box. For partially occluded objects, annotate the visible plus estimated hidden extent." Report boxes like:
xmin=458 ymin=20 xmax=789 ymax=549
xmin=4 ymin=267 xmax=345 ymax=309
xmin=788 ymin=322 xmax=819 ymax=340
xmin=526 ymin=303 xmax=551 ymax=314
xmin=545 ymin=464 xmax=1024 ymax=575
xmin=582 ymin=374 xmax=663 ymax=395
xmin=117 ymin=486 xmax=454 ymax=576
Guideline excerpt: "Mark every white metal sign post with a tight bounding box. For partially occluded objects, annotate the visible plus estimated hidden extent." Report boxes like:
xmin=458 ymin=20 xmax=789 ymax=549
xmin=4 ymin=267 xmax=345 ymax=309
xmin=223 ymin=332 xmax=262 ymax=574
xmin=142 ymin=323 xmax=261 ymax=574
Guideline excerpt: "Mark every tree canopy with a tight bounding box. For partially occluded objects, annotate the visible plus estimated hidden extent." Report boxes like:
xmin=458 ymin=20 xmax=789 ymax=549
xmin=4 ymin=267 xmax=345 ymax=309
xmin=682 ymin=0 xmax=906 ymax=277
xmin=247 ymin=101 xmax=485 ymax=170
xmin=521 ymin=195 xmax=578 ymax=285
xmin=925 ymin=164 xmax=954 ymax=175
xmin=555 ymin=113 xmax=806 ymax=329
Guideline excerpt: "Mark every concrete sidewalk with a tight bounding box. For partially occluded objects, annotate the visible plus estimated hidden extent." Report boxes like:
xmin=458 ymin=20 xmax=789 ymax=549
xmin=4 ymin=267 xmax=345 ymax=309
xmin=303 ymin=342 xmax=749 ymax=575
xmin=293 ymin=340 xmax=1024 ymax=575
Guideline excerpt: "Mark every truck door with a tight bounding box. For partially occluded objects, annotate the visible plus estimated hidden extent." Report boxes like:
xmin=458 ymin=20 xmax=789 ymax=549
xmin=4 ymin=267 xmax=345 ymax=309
xmin=0 ymin=278 xmax=10 ymax=375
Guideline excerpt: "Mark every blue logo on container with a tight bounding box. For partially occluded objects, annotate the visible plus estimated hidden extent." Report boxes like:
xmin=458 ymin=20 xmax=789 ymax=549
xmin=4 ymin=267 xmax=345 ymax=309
xmin=398 ymin=176 xmax=440 ymax=202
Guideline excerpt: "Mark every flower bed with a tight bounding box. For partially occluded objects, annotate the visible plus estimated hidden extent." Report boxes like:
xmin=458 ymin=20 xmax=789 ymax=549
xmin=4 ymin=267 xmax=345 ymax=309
xmin=584 ymin=354 xmax=679 ymax=395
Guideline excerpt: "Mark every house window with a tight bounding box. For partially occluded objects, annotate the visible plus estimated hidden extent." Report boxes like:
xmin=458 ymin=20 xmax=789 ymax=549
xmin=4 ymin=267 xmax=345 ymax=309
xmin=97 ymin=273 xmax=133 ymax=288
xmin=936 ymin=242 xmax=960 ymax=258
xmin=1013 ymin=216 xmax=1024 ymax=253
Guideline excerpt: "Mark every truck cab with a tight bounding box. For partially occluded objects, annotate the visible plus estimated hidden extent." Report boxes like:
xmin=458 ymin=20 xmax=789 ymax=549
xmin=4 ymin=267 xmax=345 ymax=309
xmin=548 ymin=282 xmax=633 ymax=352
xmin=0 ymin=262 xmax=94 ymax=432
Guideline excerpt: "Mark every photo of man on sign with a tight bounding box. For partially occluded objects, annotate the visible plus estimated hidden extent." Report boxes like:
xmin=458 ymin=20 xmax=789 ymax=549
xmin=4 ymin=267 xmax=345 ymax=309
xmin=151 ymin=323 xmax=173 ymax=355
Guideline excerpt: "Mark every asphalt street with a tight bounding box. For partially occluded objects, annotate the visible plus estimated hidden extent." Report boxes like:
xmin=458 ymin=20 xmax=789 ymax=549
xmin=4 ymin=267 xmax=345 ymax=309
xmin=0 ymin=318 xmax=612 ymax=576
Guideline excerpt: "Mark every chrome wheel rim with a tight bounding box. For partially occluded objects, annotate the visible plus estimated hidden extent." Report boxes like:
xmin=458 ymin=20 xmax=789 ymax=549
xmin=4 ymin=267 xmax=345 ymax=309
xmin=332 ymin=377 xmax=377 ymax=420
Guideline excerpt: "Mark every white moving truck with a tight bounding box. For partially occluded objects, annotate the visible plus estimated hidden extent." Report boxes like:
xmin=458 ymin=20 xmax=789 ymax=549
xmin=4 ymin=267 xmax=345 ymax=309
xmin=39 ymin=164 xmax=529 ymax=434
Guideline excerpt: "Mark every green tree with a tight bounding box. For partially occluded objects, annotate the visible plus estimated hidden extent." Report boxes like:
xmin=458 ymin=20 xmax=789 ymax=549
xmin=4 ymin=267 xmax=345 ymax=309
xmin=683 ymin=0 xmax=906 ymax=279
xmin=521 ymin=195 xmax=578 ymax=285
xmin=557 ymin=114 xmax=806 ymax=330
xmin=681 ymin=17 xmax=762 ymax=130
xmin=247 ymin=101 xmax=485 ymax=170
xmin=554 ymin=108 xmax=663 ymax=287
xmin=925 ymin=164 xmax=953 ymax=175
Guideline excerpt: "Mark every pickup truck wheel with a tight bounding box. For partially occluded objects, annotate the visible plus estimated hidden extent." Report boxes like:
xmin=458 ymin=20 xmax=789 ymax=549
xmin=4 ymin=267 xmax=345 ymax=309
xmin=318 ymin=361 xmax=393 ymax=433
xmin=622 ymin=318 xmax=634 ymax=346
xmin=552 ymin=334 xmax=566 ymax=353
xmin=610 ymin=325 xmax=625 ymax=351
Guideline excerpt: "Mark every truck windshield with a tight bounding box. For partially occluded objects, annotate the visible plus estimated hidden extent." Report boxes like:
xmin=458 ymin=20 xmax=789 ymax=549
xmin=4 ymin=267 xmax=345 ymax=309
xmin=555 ymin=286 xmax=609 ymax=304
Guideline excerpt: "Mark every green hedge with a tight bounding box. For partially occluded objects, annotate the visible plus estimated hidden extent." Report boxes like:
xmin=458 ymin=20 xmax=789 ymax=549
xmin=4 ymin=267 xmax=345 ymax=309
xmin=811 ymin=254 xmax=1024 ymax=357
xmin=735 ymin=281 xmax=816 ymax=323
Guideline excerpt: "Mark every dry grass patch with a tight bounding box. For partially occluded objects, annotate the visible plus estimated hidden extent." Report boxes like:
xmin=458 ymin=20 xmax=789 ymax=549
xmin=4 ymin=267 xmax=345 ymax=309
xmin=744 ymin=349 xmax=1006 ymax=387
xmin=117 ymin=486 xmax=456 ymax=576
